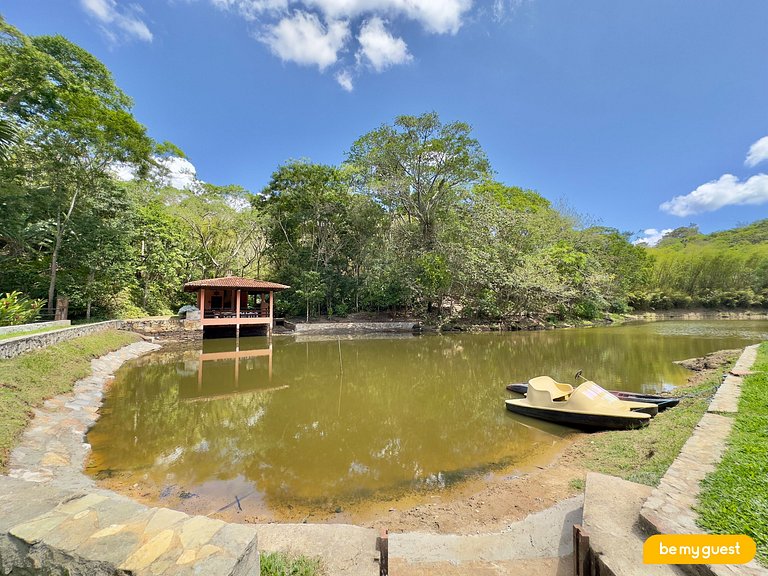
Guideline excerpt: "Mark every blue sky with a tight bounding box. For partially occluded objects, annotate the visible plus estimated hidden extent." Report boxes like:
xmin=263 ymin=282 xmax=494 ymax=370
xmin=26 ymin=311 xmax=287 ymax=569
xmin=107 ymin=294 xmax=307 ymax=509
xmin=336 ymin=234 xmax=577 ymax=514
xmin=4 ymin=0 xmax=768 ymax=242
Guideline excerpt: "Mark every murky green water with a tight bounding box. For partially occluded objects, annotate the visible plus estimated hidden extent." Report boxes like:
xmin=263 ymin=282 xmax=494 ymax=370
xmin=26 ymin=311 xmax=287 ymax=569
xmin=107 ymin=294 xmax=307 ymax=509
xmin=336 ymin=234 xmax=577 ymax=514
xmin=86 ymin=320 xmax=768 ymax=517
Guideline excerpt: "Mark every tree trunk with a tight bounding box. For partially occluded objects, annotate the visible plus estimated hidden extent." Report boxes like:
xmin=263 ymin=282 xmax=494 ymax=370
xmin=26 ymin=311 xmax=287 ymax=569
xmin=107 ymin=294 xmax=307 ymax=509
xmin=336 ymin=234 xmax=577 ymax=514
xmin=47 ymin=215 xmax=63 ymax=310
xmin=86 ymin=269 xmax=95 ymax=320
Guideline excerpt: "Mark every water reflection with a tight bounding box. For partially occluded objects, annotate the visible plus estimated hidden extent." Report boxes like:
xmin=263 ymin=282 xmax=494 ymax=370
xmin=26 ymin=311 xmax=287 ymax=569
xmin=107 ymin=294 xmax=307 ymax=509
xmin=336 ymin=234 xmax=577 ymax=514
xmin=86 ymin=320 xmax=768 ymax=516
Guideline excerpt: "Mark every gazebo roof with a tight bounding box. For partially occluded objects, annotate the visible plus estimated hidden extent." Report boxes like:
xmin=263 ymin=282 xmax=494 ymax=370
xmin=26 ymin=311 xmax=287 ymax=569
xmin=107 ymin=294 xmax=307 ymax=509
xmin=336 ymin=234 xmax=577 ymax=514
xmin=183 ymin=276 xmax=291 ymax=292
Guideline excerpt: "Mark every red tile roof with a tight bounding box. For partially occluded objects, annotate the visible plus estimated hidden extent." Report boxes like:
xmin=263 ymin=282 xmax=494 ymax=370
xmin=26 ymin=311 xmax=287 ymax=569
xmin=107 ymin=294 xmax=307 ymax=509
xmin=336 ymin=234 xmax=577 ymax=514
xmin=183 ymin=277 xmax=290 ymax=292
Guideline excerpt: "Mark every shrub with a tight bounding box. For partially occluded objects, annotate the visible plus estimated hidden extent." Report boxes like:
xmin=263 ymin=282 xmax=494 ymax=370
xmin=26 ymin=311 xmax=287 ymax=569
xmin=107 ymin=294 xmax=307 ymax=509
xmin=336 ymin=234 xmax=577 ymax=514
xmin=0 ymin=291 xmax=45 ymax=326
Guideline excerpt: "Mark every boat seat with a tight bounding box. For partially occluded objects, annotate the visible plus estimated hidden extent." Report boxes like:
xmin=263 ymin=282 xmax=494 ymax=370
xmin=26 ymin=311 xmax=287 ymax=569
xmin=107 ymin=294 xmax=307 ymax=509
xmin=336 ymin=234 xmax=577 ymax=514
xmin=527 ymin=376 xmax=574 ymax=404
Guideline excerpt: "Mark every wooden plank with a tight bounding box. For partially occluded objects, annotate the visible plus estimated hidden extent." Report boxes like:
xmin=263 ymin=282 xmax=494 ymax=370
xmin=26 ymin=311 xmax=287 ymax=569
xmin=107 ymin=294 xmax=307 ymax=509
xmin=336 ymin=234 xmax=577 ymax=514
xmin=376 ymin=528 xmax=388 ymax=576
xmin=579 ymin=531 xmax=591 ymax=576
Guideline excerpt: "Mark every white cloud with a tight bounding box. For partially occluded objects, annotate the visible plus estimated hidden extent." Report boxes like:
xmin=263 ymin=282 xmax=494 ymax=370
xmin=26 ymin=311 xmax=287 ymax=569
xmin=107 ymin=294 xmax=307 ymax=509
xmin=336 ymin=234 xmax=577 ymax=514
xmin=492 ymin=0 xmax=527 ymax=22
xmin=80 ymin=0 xmax=153 ymax=42
xmin=660 ymin=173 xmax=768 ymax=217
xmin=210 ymin=0 xmax=289 ymax=20
xmin=357 ymin=17 xmax=411 ymax=71
xmin=633 ymin=228 xmax=673 ymax=247
xmin=206 ymin=0 xmax=473 ymax=88
xmin=745 ymin=136 xmax=768 ymax=168
xmin=261 ymin=11 xmax=349 ymax=70
xmin=111 ymin=156 xmax=199 ymax=190
xmin=302 ymin=0 xmax=472 ymax=34
xmin=335 ymin=69 xmax=354 ymax=91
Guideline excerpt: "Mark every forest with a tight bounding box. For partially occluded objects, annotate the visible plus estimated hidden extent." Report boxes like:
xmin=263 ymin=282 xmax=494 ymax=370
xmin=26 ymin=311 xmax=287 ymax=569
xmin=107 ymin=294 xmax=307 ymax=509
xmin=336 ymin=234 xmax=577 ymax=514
xmin=1 ymin=17 xmax=767 ymax=325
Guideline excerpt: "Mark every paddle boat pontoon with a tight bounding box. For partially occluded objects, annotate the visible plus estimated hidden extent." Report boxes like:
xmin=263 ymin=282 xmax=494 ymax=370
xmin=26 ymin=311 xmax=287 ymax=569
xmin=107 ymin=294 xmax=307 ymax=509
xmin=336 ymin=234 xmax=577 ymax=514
xmin=505 ymin=383 xmax=679 ymax=411
xmin=505 ymin=376 xmax=655 ymax=430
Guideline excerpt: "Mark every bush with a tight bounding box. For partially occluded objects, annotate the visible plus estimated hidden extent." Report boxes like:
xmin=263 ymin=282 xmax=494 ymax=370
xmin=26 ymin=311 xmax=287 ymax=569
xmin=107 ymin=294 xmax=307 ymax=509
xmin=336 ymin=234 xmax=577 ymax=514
xmin=0 ymin=291 xmax=45 ymax=326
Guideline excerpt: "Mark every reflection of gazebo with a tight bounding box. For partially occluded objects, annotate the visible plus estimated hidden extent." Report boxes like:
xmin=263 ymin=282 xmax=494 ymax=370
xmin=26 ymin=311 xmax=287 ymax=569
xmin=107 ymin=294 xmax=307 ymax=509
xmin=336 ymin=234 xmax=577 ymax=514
xmin=183 ymin=276 xmax=290 ymax=336
xmin=180 ymin=343 xmax=285 ymax=402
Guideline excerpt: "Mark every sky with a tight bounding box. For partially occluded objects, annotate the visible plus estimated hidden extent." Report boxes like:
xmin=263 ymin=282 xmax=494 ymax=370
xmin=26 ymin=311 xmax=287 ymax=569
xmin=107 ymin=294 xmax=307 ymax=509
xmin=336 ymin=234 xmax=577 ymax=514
xmin=3 ymin=0 xmax=768 ymax=243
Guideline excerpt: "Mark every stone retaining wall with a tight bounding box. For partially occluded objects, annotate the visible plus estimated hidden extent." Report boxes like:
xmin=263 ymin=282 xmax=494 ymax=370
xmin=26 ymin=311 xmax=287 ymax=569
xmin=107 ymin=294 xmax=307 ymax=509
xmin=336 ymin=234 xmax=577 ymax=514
xmin=294 ymin=321 xmax=421 ymax=334
xmin=0 ymin=319 xmax=71 ymax=336
xmin=121 ymin=316 xmax=202 ymax=340
xmin=0 ymin=320 xmax=123 ymax=360
xmin=628 ymin=310 xmax=768 ymax=321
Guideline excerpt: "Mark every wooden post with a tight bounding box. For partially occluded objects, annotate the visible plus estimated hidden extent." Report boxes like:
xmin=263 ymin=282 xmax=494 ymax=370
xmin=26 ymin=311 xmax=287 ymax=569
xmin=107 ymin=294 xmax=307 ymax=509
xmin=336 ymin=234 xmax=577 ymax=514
xmin=376 ymin=528 xmax=388 ymax=576
xmin=269 ymin=290 xmax=274 ymax=336
xmin=198 ymin=288 xmax=205 ymax=319
xmin=572 ymin=524 xmax=592 ymax=576
xmin=54 ymin=296 xmax=69 ymax=320
xmin=235 ymin=289 xmax=241 ymax=339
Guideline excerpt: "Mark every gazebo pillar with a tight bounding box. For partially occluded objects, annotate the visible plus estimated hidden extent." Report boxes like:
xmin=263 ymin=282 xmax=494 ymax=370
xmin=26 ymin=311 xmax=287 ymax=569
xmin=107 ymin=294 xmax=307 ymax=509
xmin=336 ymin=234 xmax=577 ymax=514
xmin=235 ymin=289 xmax=241 ymax=338
xmin=269 ymin=290 xmax=274 ymax=336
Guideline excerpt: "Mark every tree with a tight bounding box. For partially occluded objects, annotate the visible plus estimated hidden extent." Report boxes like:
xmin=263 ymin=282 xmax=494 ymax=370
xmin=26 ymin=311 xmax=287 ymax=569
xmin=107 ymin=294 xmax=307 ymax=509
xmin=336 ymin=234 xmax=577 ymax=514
xmin=173 ymin=183 xmax=269 ymax=279
xmin=0 ymin=20 xmax=153 ymax=309
xmin=260 ymin=160 xmax=383 ymax=317
xmin=347 ymin=112 xmax=490 ymax=249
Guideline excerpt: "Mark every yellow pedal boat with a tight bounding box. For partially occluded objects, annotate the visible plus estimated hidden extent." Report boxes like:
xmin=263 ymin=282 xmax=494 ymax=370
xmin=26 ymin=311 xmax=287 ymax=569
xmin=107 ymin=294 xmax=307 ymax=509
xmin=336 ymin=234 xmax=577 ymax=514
xmin=505 ymin=376 xmax=655 ymax=430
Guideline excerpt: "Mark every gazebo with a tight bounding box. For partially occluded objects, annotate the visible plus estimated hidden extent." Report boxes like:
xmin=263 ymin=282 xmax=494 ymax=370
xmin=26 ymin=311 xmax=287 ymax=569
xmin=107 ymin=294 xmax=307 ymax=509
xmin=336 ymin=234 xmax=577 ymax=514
xmin=183 ymin=276 xmax=290 ymax=336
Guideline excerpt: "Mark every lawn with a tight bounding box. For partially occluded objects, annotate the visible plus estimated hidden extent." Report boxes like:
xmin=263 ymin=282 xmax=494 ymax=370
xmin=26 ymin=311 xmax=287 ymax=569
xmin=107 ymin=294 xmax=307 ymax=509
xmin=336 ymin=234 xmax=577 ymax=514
xmin=0 ymin=325 xmax=67 ymax=340
xmin=0 ymin=329 xmax=142 ymax=472
xmin=570 ymin=358 xmax=736 ymax=487
xmin=697 ymin=343 xmax=768 ymax=566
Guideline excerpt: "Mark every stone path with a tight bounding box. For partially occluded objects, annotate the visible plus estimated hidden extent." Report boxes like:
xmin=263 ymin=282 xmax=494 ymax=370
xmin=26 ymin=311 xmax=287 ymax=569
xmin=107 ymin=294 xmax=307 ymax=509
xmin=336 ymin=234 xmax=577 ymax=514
xmin=0 ymin=475 xmax=259 ymax=575
xmin=8 ymin=341 xmax=161 ymax=490
xmin=639 ymin=344 xmax=767 ymax=576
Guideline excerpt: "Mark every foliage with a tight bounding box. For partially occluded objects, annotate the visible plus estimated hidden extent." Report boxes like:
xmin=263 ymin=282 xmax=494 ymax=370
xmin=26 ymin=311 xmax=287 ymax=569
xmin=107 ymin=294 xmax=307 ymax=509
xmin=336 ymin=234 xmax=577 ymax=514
xmin=260 ymin=552 xmax=324 ymax=576
xmin=3 ymin=16 xmax=762 ymax=323
xmin=636 ymin=220 xmax=768 ymax=310
xmin=347 ymin=112 xmax=490 ymax=249
xmin=0 ymin=291 xmax=44 ymax=326
xmin=697 ymin=343 xmax=768 ymax=566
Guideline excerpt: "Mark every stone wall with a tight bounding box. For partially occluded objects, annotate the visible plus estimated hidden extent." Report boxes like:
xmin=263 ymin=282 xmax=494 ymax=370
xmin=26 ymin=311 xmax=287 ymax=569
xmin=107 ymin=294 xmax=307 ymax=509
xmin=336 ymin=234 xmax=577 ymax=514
xmin=0 ymin=320 xmax=123 ymax=360
xmin=0 ymin=319 xmax=71 ymax=336
xmin=294 ymin=321 xmax=421 ymax=334
xmin=627 ymin=309 xmax=768 ymax=322
xmin=121 ymin=316 xmax=202 ymax=339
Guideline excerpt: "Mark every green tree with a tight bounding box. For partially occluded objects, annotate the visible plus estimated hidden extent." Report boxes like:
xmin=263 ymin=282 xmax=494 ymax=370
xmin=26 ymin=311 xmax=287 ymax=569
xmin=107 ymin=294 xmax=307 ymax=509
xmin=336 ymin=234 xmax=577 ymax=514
xmin=260 ymin=160 xmax=383 ymax=317
xmin=347 ymin=112 xmax=490 ymax=249
xmin=0 ymin=19 xmax=153 ymax=309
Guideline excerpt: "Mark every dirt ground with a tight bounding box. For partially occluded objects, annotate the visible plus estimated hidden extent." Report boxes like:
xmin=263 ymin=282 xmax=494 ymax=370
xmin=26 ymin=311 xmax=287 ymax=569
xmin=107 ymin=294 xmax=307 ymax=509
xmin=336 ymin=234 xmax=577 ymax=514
xmin=95 ymin=349 xmax=739 ymax=536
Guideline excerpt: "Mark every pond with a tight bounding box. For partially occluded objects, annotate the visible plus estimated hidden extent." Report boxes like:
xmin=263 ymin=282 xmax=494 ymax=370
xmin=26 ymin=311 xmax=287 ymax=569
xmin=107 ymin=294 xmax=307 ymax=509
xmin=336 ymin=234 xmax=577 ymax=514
xmin=86 ymin=320 xmax=768 ymax=521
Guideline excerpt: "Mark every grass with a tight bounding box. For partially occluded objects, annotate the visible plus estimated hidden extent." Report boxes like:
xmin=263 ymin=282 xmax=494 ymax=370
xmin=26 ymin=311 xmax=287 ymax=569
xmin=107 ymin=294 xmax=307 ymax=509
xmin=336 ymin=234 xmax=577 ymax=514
xmin=697 ymin=343 xmax=768 ymax=566
xmin=570 ymin=359 xmax=735 ymax=487
xmin=0 ymin=329 xmax=141 ymax=472
xmin=260 ymin=552 xmax=324 ymax=576
xmin=0 ymin=325 xmax=67 ymax=340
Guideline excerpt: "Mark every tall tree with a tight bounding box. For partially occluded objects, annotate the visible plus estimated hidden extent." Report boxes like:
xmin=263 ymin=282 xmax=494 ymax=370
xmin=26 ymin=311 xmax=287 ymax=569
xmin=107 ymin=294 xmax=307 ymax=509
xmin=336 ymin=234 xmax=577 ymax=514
xmin=0 ymin=19 xmax=153 ymax=308
xmin=347 ymin=112 xmax=490 ymax=249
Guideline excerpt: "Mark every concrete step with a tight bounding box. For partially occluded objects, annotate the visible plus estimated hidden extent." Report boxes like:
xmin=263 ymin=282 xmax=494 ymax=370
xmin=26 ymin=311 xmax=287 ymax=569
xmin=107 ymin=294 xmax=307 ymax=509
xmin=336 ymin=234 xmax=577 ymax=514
xmin=389 ymin=494 xmax=583 ymax=574
xmin=582 ymin=472 xmax=686 ymax=576
xmin=0 ymin=476 xmax=259 ymax=575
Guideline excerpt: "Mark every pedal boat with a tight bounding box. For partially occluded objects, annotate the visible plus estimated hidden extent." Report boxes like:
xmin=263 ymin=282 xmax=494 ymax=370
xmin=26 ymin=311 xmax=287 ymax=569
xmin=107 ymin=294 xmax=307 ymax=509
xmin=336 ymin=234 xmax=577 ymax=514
xmin=504 ymin=376 xmax=654 ymax=430
xmin=505 ymin=383 xmax=679 ymax=411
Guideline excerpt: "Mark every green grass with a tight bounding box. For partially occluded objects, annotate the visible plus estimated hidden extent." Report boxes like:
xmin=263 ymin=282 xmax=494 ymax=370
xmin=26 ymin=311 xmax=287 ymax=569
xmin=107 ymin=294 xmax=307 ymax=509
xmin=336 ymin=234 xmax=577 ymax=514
xmin=0 ymin=325 xmax=66 ymax=340
xmin=697 ymin=343 xmax=768 ymax=566
xmin=571 ymin=360 xmax=735 ymax=486
xmin=260 ymin=552 xmax=324 ymax=576
xmin=0 ymin=329 xmax=141 ymax=472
